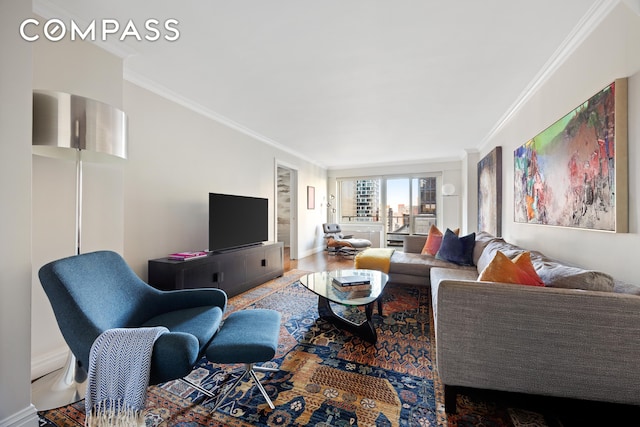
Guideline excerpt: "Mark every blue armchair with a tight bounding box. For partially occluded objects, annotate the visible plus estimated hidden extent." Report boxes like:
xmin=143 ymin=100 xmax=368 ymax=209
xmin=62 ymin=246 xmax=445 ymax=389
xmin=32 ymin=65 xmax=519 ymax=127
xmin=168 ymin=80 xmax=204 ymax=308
xmin=38 ymin=250 xmax=227 ymax=384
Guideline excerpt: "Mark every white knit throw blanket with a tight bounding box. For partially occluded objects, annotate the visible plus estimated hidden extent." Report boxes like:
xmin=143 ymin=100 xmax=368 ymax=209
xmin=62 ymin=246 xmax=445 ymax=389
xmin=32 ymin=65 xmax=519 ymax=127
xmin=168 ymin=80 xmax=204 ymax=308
xmin=85 ymin=327 xmax=168 ymax=427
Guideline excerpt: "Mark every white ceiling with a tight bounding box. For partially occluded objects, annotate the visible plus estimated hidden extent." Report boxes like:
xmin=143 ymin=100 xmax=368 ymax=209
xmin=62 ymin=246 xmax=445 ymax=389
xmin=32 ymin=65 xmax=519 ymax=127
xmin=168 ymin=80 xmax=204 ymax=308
xmin=35 ymin=0 xmax=614 ymax=169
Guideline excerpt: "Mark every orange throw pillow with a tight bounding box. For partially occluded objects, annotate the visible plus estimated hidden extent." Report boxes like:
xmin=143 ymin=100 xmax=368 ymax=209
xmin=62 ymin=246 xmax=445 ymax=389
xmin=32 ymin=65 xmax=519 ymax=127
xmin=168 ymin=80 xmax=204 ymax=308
xmin=478 ymin=251 xmax=545 ymax=286
xmin=512 ymin=251 xmax=544 ymax=286
xmin=421 ymin=225 xmax=459 ymax=255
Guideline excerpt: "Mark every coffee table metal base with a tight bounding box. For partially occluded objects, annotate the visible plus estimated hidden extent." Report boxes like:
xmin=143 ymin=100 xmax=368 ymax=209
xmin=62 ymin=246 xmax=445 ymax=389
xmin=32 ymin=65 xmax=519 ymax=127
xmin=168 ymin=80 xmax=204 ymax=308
xmin=317 ymin=296 xmax=381 ymax=344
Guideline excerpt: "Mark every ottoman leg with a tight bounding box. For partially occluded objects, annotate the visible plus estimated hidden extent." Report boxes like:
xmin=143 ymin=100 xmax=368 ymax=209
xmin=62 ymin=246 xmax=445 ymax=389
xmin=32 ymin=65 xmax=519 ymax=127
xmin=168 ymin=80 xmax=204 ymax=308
xmin=211 ymin=363 xmax=278 ymax=411
xmin=249 ymin=368 xmax=275 ymax=409
xmin=211 ymin=367 xmax=250 ymax=410
xmin=205 ymin=309 xmax=282 ymax=410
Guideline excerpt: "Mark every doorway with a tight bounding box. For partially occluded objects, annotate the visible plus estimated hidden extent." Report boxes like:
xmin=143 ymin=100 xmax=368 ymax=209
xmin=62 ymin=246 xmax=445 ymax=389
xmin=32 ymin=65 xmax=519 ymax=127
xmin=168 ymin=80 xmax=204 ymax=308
xmin=276 ymin=162 xmax=298 ymax=264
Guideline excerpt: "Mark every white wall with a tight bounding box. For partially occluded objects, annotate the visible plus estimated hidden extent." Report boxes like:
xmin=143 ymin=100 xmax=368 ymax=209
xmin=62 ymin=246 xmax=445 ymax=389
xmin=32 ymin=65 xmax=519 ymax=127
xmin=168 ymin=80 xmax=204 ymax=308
xmin=481 ymin=2 xmax=640 ymax=285
xmin=0 ymin=1 xmax=38 ymax=425
xmin=122 ymin=82 xmax=327 ymax=276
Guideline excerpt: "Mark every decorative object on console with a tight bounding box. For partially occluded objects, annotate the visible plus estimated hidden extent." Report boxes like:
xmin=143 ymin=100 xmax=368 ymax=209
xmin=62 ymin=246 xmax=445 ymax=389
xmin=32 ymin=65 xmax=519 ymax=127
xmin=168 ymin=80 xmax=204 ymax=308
xmin=31 ymin=90 xmax=128 ymax=410
xmin=168 ymin=251 xmax=208 ymax=261
xmin=435 ymin=229 xmax=475 ymax=266
xmin=478 ymin=146 xmax=502 ymax=237
xmin=514 ymin=78 xmax=628 ymax=232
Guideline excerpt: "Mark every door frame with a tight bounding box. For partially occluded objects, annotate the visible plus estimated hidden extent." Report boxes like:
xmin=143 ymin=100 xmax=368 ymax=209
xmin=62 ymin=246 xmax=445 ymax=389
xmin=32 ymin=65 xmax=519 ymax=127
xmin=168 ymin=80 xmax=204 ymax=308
xmin=274 ymin=159 xmax=299 ymax=260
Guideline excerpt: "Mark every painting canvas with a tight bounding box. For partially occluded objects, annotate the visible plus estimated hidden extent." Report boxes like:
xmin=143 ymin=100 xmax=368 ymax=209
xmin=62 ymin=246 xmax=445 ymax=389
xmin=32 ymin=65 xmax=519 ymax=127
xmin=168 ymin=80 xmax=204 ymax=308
xmin=478 ymin=146 xmax=502 ymax=236
xmin=514 ymin=79 xmax=628 ymax=232
xmin=307 ymin=186 xmax=315 ymax=210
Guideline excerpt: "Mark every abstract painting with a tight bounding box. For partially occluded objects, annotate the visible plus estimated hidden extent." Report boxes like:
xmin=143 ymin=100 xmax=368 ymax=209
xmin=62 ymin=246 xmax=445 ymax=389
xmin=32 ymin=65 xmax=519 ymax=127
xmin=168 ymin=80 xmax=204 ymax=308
xmin=514 ymin=79 xmax=628 ymax=232
xmin=478 ymin=146 xmax=502 ymax=236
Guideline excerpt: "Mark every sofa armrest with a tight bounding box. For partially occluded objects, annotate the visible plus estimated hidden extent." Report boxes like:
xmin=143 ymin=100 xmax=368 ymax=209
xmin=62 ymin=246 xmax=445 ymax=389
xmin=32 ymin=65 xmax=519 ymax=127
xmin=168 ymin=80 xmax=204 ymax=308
xmin=403 ymin=235 xmax=427 ymax=253
xmin=436 ymin=280 xmax=640 ymax=406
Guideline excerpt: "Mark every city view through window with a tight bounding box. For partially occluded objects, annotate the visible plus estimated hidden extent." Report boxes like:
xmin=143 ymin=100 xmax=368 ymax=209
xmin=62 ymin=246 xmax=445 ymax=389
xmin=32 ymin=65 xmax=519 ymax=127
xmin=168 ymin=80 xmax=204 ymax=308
xmin=339 ymin=177 xmax=437 ymax=245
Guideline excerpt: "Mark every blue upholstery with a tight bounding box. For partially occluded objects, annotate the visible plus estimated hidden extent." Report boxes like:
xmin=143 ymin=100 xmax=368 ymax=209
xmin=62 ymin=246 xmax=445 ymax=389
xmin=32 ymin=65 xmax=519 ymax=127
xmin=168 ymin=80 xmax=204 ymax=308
xmin=204 ymin=309 xmax=282 ymax=409
xmin=206 ymin=309 xmax=281 ymax=364
xmin=38 ymin=250 xmax=227 ymax=384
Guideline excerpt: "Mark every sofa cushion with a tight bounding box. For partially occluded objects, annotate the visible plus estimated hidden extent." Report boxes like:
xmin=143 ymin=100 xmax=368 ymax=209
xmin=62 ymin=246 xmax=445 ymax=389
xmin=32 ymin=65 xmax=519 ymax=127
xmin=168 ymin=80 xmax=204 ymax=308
xmin=389 ymin=251 xmax=476 ymax=277
xmin=403 ymin=235 xmax=428 ymax=254
xmin=512 ymin=252 xmax=544 ymax=286
xmin=476 ymin=239 xmax=525 ymax=274
xmin=614 ymin=280 xmax=640 ymax=295
xmin=436 ymin=229 xmax=475 ymax=266
xmin=529 ymin=252 xmax=615 ymax=292
xmin=422 ymin=225 xmax=443 ymax=255
xmin=478 ymin=251 xmax=544 ymax=286
xmin=473 ymin=231 xmax=499 ymax=266
xmin=422 ymin=225 xmax=459 ymax=256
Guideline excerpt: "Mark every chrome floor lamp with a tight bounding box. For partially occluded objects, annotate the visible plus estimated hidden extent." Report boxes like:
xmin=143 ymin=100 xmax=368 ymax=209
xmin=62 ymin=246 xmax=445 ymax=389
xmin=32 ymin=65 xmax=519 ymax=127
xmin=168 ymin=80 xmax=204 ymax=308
xmin=31 ymin=91 xmax=127 ymax=410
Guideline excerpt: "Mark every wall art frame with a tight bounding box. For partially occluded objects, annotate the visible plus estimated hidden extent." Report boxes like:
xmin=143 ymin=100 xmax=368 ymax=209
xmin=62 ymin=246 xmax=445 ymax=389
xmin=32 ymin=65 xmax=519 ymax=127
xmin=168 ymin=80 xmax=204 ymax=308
xmin=307 ymin=186 xmax=315 ymax=210
xmin=478 ymin=146 xmax=502 ymax=236
xmin=514 ymin=78 xmax=628 ymax=232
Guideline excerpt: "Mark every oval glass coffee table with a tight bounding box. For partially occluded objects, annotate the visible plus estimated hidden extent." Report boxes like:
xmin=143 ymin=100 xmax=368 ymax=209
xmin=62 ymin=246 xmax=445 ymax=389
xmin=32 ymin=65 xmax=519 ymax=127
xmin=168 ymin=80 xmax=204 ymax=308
xmin=299 ymin=269 xmax=388 ymax=344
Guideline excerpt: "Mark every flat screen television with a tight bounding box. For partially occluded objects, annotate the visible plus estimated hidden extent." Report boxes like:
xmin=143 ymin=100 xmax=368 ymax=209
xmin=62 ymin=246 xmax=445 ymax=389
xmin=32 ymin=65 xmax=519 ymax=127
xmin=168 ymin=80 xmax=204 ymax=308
xmin=209 ymin=193 xmax=269 ymax=252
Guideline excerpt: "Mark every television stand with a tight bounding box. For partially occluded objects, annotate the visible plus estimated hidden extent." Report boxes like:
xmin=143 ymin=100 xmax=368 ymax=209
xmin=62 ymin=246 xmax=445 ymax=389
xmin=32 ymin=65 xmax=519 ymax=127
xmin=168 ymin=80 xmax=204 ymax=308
xmin=209 ymin=242 xmax=263 ymax=254
xmin=148 ymin=241 xmax=284 ymax=298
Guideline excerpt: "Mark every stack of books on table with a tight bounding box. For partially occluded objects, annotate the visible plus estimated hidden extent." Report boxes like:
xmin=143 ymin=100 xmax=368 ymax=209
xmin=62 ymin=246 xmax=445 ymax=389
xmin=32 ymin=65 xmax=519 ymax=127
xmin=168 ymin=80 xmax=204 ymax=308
xmin=168 ymin=251 xmax=209 ymax=261
xmin=332 ymin=276 xmax=372 ymax=293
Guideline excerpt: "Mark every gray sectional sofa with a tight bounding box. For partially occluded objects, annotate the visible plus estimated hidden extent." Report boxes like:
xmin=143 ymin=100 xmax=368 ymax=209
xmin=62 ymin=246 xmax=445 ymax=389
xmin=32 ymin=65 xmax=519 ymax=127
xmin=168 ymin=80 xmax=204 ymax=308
xmin=387 ymin=232 xmax=640 ymax=413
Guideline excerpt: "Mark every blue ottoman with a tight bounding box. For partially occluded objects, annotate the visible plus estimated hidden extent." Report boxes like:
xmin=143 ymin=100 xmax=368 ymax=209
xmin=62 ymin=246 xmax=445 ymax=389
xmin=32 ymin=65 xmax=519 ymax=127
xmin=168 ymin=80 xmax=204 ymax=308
xmin=205 ymin=309 xmax=281 ymax=409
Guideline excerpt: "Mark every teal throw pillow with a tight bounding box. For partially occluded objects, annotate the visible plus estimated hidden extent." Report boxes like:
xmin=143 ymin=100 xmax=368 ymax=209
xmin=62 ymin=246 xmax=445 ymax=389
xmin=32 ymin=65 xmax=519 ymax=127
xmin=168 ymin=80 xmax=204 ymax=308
xmin=435 ymin=229 xmax=476 ymax=266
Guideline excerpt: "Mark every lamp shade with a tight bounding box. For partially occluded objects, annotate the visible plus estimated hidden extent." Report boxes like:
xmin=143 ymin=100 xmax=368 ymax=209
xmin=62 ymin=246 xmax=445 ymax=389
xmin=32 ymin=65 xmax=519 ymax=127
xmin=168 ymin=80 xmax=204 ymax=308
xmin=33 ymin=90 xmax=127 ymax=160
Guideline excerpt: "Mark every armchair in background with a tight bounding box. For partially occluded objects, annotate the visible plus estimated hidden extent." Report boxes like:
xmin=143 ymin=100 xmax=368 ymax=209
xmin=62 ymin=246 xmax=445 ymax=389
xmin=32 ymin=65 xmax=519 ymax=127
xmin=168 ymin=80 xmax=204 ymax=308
xmin=322 ymin=223 xmax=372 ymax=257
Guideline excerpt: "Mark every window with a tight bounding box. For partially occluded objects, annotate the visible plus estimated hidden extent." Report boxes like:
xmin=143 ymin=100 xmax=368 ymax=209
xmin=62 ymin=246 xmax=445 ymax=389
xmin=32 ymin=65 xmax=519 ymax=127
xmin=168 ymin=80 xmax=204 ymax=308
xmin=386 ymin=177 xmax=437 ymax=245
xmin=338 ymin=178 xmax=381 ymax=222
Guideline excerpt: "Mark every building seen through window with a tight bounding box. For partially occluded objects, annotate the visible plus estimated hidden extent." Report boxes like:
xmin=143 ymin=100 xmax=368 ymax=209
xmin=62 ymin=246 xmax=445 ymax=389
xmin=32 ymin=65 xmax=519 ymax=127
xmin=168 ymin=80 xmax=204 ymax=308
xmin=338 ymin=177 xmax=437 ymax=245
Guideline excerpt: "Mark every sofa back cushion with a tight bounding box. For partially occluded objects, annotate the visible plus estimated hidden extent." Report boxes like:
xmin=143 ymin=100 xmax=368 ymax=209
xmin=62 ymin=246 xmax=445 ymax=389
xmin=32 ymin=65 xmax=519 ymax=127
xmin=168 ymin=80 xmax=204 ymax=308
xmin=476 ymin=239 xmax=524 ymax=274
xmin=473 ymin=231 xmax=499 ymax=266
xmin=529 ymin=251 xmax=615 ymax=292
xmin=477 ymin=238 xmax=615 ymax=292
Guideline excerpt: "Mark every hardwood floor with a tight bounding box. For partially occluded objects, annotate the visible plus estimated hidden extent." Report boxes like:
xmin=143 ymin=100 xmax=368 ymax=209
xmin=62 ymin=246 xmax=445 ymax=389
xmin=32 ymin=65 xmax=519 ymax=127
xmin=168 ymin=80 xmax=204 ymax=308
xmin=285 ymin=247 xmax=356 ymax=272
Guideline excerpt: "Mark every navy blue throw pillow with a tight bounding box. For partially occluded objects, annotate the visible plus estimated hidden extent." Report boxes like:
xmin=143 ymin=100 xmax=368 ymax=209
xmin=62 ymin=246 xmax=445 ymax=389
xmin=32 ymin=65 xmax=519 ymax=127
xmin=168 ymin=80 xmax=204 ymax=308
xmin=435 ymin=229 xmax=476 ymax=266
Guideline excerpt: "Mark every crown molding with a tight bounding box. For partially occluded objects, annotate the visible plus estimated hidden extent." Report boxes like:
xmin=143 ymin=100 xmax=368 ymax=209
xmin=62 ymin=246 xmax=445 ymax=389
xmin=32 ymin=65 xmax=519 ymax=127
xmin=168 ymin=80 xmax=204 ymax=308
xmin=479 ymin=0 xmax=620 ymax=151
xmin=123 ymin=69 xmax=326 ymax=169
xmin=623 ymin=0 xmax=640 ymax=15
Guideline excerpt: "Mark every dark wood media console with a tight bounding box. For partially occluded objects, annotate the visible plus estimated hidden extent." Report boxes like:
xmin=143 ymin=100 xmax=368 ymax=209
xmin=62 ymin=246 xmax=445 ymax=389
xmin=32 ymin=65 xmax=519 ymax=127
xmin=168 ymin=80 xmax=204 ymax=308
xmin=148 ymin=241 xmax=284 ymax=298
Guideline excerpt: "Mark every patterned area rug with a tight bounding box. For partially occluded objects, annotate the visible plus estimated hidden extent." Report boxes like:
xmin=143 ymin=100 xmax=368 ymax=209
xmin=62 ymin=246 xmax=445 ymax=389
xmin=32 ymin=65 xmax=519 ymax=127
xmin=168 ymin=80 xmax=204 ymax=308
xmin=39 ymin=269 xmax=550 ymax=427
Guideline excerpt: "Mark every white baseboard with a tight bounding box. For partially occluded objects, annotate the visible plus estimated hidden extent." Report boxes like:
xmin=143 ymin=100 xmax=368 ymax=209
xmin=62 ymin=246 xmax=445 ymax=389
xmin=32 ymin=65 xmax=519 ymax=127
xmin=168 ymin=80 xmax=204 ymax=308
xmin=298 ymin=245 xmax=325 ymax=260
xmin=31 ymin=346 xmax=67 ymax=380
xmin=0 ymin=405 xmax=39 ymax=427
